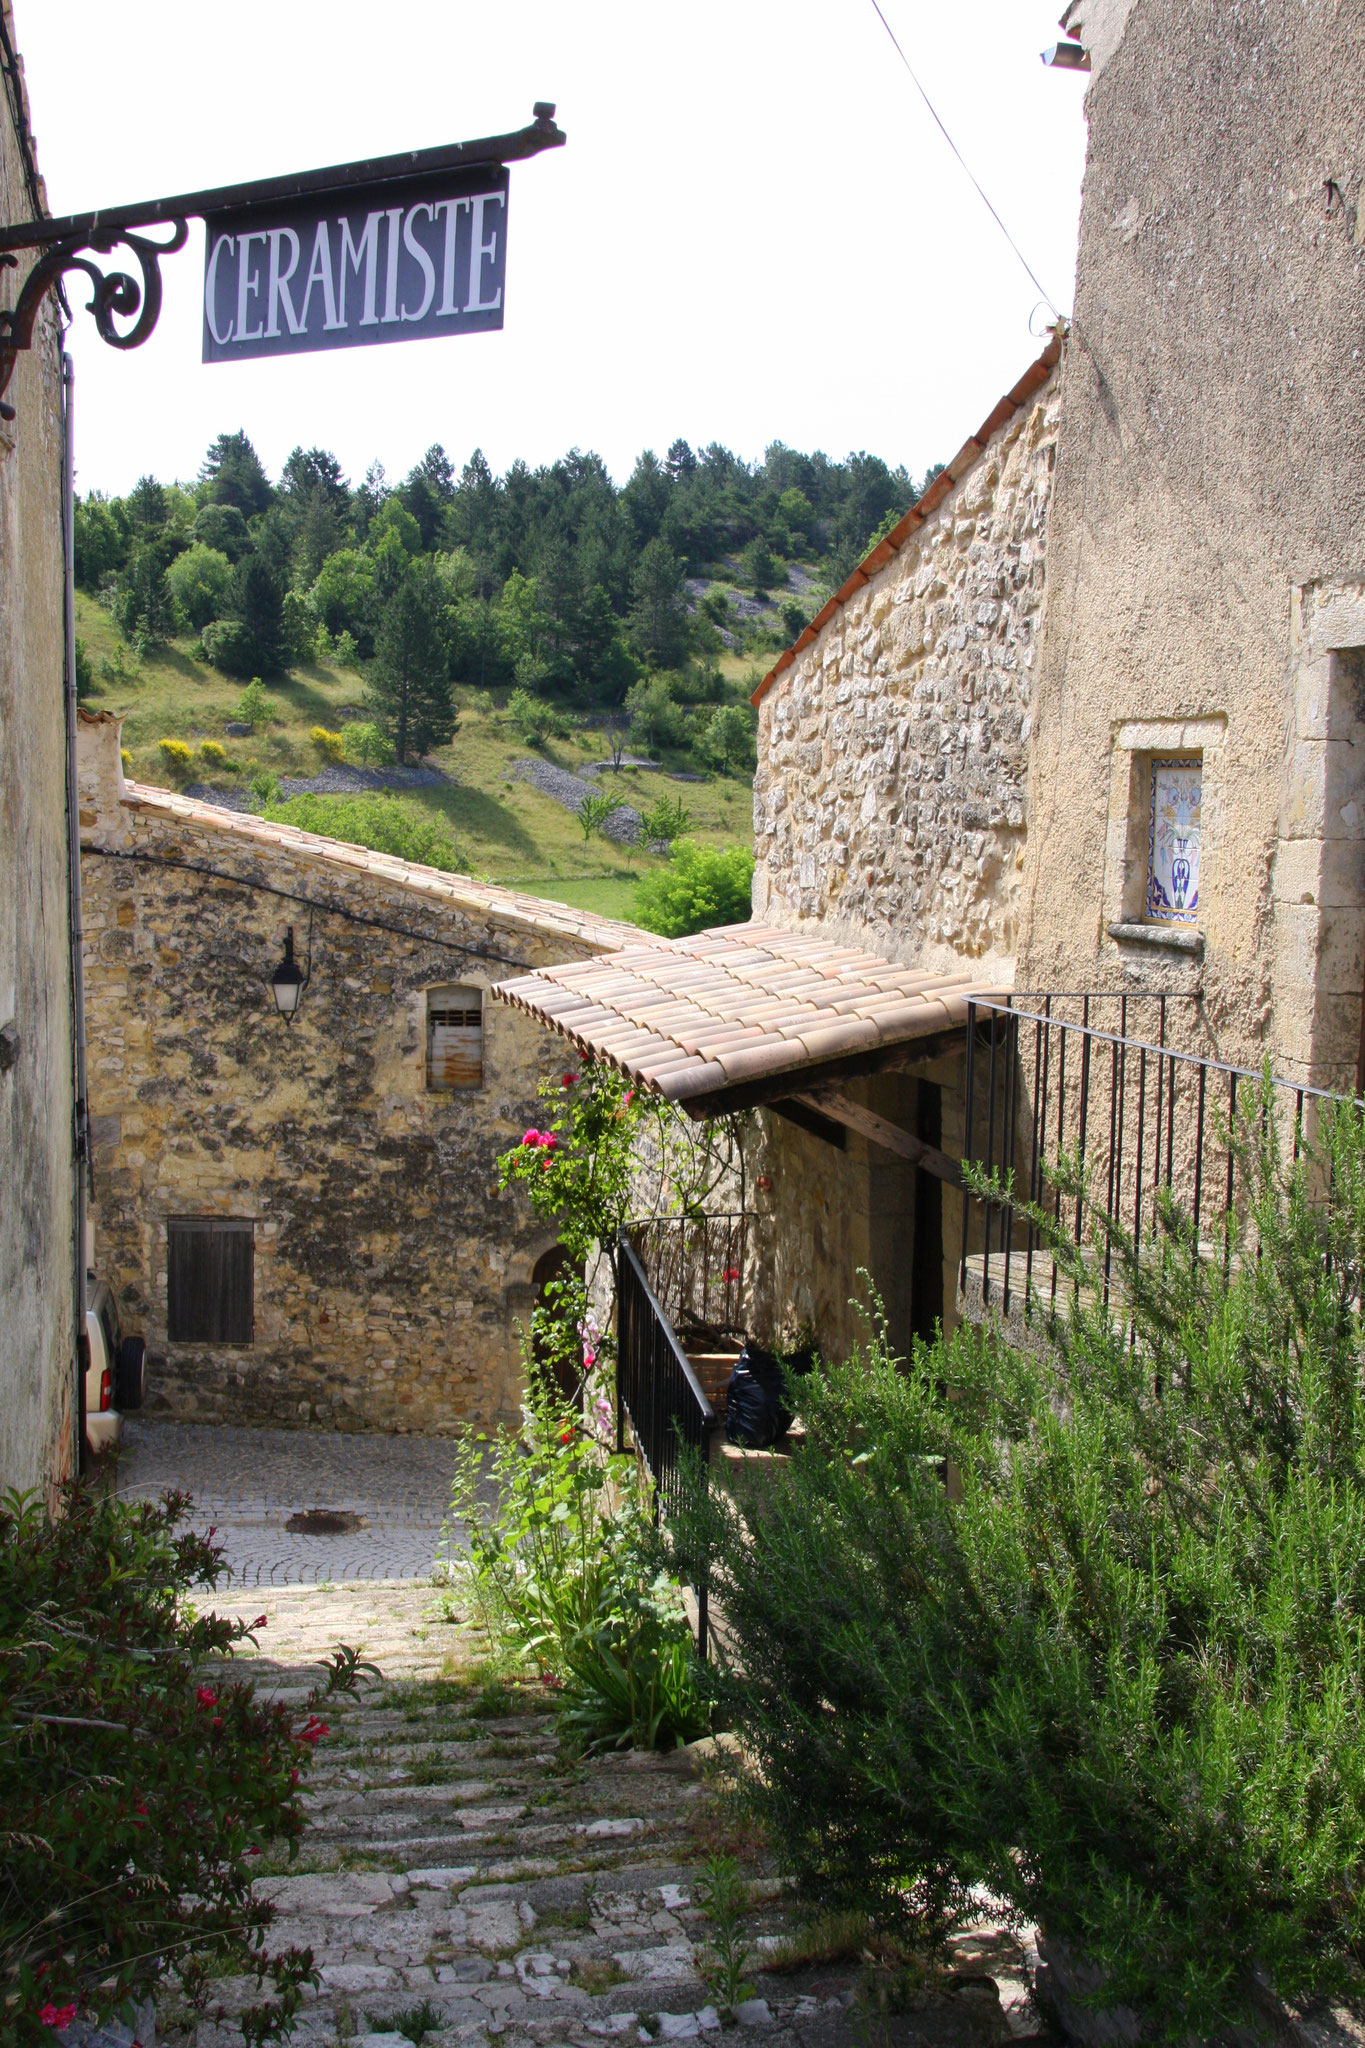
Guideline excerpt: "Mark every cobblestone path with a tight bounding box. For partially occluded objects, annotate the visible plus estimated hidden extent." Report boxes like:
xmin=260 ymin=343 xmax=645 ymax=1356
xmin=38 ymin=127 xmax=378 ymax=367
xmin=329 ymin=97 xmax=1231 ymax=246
xmin=168 ymin=1580 xmax=1041 ymax=2048
xmin=116 ymin=1423 xmax=479 ymax=1585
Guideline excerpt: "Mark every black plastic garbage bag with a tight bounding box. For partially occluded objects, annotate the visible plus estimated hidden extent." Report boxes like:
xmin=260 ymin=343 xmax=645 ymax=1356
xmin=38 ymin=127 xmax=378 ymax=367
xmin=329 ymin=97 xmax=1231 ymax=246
xmin=724 ymin=1339 xmax=791 ymax=1449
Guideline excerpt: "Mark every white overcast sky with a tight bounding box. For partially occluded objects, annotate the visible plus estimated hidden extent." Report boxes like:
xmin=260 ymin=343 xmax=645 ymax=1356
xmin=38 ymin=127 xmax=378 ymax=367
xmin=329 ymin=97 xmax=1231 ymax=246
xmin=16 ymin=1 xmax=1089 ymax=499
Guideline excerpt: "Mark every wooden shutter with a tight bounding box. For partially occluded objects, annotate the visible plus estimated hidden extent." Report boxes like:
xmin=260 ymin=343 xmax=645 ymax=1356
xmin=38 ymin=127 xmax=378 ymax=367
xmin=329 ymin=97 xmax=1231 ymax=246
xmin=167 ymin=1219 xmax=253 ymax=1343
xmin=427 ymin=986 xmax=483 ymax=1089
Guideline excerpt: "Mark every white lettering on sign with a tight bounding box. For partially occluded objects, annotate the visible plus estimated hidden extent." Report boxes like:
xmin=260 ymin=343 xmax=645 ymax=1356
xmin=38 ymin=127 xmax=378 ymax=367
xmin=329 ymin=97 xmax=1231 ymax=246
xmin=265 ymin=227 xmax=302 ymax=337
xmin=299 ymin=221 xmax=342 ymax=331
xmin=204 ymin=233 xmax=235 ymax=346
xmin=468 ymin=193 xmax=504 ymax=313
xmin=339 ymin=211 xmax=382 ymax=328
xmin=433 ymin=197 xmax=470 ymax=316
xmin=402 ymin=203 xmax=437 ymax=322
xmin=203 ymin=172 xmax=509 ymax=360
xmin=235 ymin=230 xmax=268 ymax=342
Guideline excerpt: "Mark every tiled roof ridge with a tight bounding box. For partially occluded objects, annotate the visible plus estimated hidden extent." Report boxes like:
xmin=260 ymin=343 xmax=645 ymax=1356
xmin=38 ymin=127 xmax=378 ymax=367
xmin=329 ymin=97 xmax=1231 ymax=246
xmin=111 ymin=777 xmax=640 ymax=954
xmin=752 ymin=332 xmax=1063 ymax=708
xmin=493 ymin=918 xmax=1006 ymax=1104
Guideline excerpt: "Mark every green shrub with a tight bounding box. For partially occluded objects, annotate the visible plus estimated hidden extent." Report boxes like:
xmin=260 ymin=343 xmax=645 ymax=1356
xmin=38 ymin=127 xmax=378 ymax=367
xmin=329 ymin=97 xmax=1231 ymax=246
xmin=576 ymin=790 xmax=622 ymax=844
xmin=0 ymin=1484 xmax=353 ymax=2040
xmin=310 ymin=724 xmax=345 ymax=761
xmin=640 ymin=793 xmax=693 ymax=846
xmin=262 ymin=792 xmax=466 ymax=872
xmin=634 ymin=840 xmax=753 ymax=937
xmin=699 ymin=702 xmax=757 ymax=775
xmin=201 ymin=616 xmax=258 ymax=678
xmin=73 ymin=636 xmax=94 ymax=701
xmin=625 ymin=672 xmax=688 ymax=750
xmin=165 ymin=541 xmax=233 ymax=632
xmin=235 ymin=677 xmax=272 ymax=730
xmin=157 ymin=737 xmax=193 ymax=778
xmin=340 ymin=721 xmax=395 ymax=768
xmin=678 ymin=1091 xmax=1365 ymax=2037
xmin=505 ymin=686 xmax=566 ymax=746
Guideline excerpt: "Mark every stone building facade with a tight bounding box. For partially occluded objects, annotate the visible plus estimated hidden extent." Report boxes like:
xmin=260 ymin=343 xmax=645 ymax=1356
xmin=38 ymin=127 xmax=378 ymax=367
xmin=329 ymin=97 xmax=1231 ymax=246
xmin=753 ymin=341 xmax=1060 ymax=982
xmin=77 ymin=713 xmax=631 ymax=1432
xmin=0 ymin=4 xmax=77 ymax=1496
xmin=728 ymin=0 xmax=1365 ymax=1362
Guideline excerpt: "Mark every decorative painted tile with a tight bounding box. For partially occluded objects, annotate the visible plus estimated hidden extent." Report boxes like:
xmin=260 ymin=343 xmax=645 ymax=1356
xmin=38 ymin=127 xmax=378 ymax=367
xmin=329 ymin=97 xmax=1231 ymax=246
xmin=1147 ymin=758 xmax=1201 ymax=924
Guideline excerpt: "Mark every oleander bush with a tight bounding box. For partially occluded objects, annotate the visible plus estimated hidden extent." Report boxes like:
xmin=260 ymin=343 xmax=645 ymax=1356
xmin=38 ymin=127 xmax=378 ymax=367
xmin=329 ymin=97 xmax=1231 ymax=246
xmin=0 ymin=1485 xmax=365 ymax=2046
xmin=676 ymin=1085 xmax=1365 ymax=2039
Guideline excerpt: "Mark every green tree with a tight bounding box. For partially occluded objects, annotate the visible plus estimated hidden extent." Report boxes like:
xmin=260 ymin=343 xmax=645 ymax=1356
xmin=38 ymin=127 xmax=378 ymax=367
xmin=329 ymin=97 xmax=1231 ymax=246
xmin=576 ymin=791 xmax=623 ymax=844
xmin=628 ymin=538 xmax=690 ymax=668
xmin=626 ymin=671 xmax=687 ymax=750
xmin=165 ymin=542 xmax=234 ymax=632
xmin=73 ymin=493 xmax=130 ymax=587
xmin=633 ymin=840 xmax=754 ymax=936
xmin=111 ymin=543 xmax=176 ymax=645
xmin=226 ymin=554 xmax=287 ymax=676
xmin=279 ymin=444 xmax=350 ymax=516
xmin=191 ymin=501 xmax=251 ymax=561
xmin=738 ymin=537 xmax=778 ymax=598
xmin=291 ymin=487 xmax=343 ymax=585
xmin=367 ymin=559 xmax=456 ymax=762
xmin=199 ymin=429 xmax=272 ymax=516
xmin=701 ymin=701 xmax=758 ymax=775
xmin=311 ymin=546 xmax=374 ymax=640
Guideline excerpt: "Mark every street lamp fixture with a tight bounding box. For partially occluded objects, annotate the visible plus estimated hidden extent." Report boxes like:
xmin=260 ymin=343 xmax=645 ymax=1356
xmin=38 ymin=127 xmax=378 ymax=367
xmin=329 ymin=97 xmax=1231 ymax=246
xmin=270 ymin=927 xmax=309 ymax=1023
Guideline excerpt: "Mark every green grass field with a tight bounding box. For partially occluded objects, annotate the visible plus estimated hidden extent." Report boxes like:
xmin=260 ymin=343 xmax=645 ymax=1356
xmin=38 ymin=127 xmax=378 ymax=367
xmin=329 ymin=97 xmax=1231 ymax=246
xmin=76 ymin=595 xmax=757 ymax=926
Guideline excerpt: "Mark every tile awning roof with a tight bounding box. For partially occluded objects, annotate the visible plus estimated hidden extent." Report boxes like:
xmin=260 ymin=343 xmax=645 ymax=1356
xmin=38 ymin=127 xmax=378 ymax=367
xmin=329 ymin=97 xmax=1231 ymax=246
xmin=493 ymin=923 xmax=1000 ymax=1112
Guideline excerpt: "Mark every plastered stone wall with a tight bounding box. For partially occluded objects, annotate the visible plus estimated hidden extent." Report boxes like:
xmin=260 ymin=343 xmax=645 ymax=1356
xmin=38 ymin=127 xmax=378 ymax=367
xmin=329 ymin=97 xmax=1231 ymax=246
xmin=0 ymin=8 xmax=76 ymax=1497
xmin=77 ymin=714 xmax=630 ymax=1433
xmin=752 ymin=374 xmax=1058 ymax=977
xmin=1020 ymin=0 xmax=1365 ymax=1082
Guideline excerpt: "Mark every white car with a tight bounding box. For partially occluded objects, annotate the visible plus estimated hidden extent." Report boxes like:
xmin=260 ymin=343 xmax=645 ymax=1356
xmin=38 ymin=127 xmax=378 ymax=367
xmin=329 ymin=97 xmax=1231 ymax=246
xmin=84 ymin=1276 xmax=146 ymax=1456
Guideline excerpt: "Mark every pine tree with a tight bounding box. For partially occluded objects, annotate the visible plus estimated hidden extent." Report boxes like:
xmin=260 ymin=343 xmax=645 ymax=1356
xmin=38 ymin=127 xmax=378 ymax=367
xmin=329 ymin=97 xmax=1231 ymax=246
xmin=199 ymin=431 xmax=272 ymax=517
xmin=367 ymin=561 xmax=454 ymax=762
xmin=230 ymin=554 xmax=286 ymax=676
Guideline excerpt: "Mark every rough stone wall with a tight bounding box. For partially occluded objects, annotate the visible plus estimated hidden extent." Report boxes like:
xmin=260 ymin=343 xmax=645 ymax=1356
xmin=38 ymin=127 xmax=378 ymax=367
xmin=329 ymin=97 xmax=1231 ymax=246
xmin=0 ymin=8 xmax=75 ymax=1496
xmin=1019 ymin=0 xmax=1365 ymax=1083
xmin=77 ymin=714 xmax=631 ymax=1433
xmin=752 ymin=375 xmax=1059 ymax=976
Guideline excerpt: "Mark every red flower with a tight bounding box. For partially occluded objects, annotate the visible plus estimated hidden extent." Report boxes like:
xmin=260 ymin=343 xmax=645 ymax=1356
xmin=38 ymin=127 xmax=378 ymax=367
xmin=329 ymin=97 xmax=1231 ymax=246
xmin=541 ymin=1131 xmax=558 ymax=1150
xmin=522 ymin=1128 xmax=542 ymax=1147
xmin=559 ymin=1427 xmax=575 ymax=1444
xmin=39 ymin=2005 xmax=77 ymax=2029
xmin=624 ymin=1089 xmax=635 ymax=1108
xmin=562 ymin=1073 xmax=578 ymax=1087
xmin=196 ymin=1686 xmax=217 ymax=1708
xmin=296 ymin=1715 xmax=329 ymax=1746
xmin=722 ymin=1266 xmax=740 ymax=1283
xmin=252 ymin=1614 xmax=268 ymax=1630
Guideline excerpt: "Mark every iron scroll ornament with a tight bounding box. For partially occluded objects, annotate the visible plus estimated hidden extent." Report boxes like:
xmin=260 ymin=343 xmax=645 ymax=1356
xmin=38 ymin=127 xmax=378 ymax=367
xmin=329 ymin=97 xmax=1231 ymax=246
xmin=0 ymin=218 xmax=188 ymax=420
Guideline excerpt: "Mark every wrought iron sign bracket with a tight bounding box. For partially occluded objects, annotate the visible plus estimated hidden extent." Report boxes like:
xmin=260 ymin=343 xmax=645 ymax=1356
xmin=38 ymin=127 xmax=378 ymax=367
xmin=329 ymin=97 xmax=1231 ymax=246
xmin=0 ymin=103 xmax=563 ymax=420
xmin=0 ymin=220 xmax=187 ymax=419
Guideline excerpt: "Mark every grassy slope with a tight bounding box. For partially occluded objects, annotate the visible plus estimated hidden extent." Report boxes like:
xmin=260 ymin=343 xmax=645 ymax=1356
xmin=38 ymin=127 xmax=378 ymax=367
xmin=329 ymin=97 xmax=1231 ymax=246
xmin=76 ymin=594 xmax=757 ymax=925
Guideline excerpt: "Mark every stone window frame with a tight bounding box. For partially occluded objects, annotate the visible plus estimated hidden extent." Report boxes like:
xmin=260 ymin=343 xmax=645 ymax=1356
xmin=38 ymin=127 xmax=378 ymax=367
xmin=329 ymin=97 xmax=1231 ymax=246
xmin=425 ymin=982 xmax=484 ymax=1091
xmin=1103 ymin=716 xmax=1225 ymax=956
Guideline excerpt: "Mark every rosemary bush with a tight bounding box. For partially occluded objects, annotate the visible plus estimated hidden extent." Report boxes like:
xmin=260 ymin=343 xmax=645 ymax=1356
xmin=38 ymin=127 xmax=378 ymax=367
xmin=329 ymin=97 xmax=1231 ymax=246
xmin=677 ymin=1087 xmax=1365 ymax=2037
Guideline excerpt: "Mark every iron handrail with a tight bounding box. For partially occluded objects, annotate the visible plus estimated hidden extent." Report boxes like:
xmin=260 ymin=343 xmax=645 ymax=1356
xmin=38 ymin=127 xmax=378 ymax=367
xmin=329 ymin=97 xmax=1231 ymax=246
xmin=615 ymin=1232 xmax=716 ymax=1657
xmin=973 ymin=994 xmax=1364 ymax=1105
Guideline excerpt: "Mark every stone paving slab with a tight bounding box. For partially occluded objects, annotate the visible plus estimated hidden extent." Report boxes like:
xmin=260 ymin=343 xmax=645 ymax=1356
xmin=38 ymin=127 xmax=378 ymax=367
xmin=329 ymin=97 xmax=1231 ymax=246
xmin=115 ymin=1419 xmax=489 ymax=1585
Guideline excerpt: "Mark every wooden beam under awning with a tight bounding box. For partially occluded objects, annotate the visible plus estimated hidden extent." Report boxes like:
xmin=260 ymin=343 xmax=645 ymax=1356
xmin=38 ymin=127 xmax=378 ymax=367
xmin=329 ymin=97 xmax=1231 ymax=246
xmin=791 ymin=1089 xmax=963 ymax=1186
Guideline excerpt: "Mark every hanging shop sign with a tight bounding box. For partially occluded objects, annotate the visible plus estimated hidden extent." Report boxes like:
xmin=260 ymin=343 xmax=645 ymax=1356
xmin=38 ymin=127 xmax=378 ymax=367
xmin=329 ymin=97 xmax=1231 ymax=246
xmin=0 ymin=106 xmax=563 ymax=418
xmin=202 ymin=167 xmax=509 ymax=363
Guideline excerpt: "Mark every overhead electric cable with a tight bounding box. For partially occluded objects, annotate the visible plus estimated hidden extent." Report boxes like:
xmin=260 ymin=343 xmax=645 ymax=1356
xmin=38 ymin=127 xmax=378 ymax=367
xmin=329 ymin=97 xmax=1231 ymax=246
xmin=867 ymin=0 xmax=1065 ymax=322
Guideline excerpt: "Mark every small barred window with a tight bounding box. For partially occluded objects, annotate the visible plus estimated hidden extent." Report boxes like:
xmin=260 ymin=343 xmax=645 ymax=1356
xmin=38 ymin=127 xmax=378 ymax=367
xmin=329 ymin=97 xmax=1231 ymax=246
xmin=427 ymin=985 xmax=483 ymax=1089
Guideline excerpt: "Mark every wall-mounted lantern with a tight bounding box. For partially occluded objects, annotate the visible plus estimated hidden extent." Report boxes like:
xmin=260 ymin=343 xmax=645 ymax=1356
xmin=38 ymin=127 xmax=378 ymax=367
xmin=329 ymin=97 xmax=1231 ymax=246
xmin=270 ymin=927 xmax=309 ymax=1023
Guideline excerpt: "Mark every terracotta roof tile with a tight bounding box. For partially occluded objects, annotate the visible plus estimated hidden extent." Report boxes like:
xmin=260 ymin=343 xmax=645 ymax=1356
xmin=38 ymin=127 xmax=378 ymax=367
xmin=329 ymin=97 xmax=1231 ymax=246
xmin=492 ymin=920 xmax=1004 ymax=1105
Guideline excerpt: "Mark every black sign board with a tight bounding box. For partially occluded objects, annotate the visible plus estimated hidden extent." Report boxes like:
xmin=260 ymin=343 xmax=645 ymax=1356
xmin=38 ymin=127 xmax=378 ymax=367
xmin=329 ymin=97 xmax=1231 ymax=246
xmin=202 ymin=165 xmax=510 ymax=364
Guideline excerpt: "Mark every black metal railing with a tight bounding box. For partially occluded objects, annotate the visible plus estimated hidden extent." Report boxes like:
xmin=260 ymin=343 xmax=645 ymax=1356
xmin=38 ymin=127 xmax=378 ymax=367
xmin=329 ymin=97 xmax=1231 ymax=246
xmin=616 ymin=1232 xmax=716 ymax=1654
xmin=959 ymin=992 xmax=1347 ymax=1325
xmin=629 ymin=1213 xmax=747 ymax=1340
